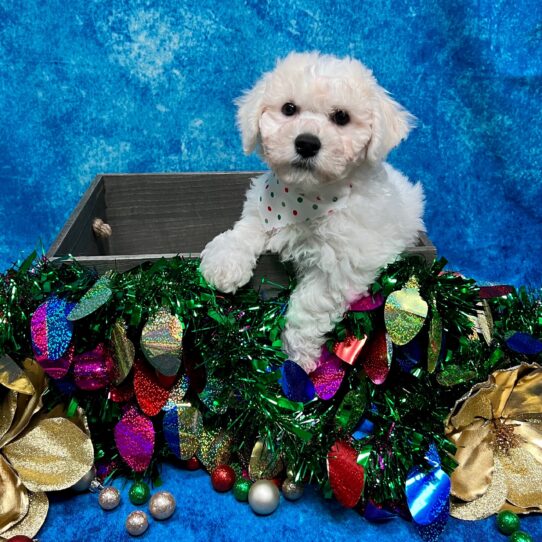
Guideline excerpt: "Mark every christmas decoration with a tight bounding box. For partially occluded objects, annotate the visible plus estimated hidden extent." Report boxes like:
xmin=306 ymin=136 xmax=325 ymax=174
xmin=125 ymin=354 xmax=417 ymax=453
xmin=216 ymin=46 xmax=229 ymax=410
xmin=211 ymin=465 xmax=236 ymax=492
xmin=185 ymin=457 xmax=200 ymax=470
xmin=148 ymin=491 xmax=176 ymax=520
xmin=98 ymin=487 xmax=121 ymax=510
xmin=327 ymin=440 xmax=365 ymax=508
xmin=71 ymin=467 xmax=96 ymax=492
xmin=125 ymin=511 xmax=148 ymax=536
xmin=282 ymin=478 xmax=304 ymax=501
xmin=67 ymin=273 xmax=112 ymax=321
xmin=510 ymin=532 xmax=533 ymax=542
xmin=496 ymin=510 xmax=520 ymax=535
xmin=128 ymin=481 xmax=150 ymax=505
xmin=248 ymin=479 xmax=280 ymax=515
xmin=233 ymin=478 xmax=252 ymax=501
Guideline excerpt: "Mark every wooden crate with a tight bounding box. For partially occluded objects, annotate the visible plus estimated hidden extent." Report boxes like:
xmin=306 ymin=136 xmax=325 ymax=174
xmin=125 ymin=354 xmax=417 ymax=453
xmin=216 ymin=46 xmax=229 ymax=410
xmin=47 ymin=172 xmax=436 ymax=285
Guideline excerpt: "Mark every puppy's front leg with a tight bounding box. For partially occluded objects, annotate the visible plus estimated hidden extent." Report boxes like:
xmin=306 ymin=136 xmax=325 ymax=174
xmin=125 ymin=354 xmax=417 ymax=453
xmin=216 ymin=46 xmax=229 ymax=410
xmin=200 ymin=186 xmax=267 ymax=293
xmin=282 ymin=268 xmax=351 ymax=374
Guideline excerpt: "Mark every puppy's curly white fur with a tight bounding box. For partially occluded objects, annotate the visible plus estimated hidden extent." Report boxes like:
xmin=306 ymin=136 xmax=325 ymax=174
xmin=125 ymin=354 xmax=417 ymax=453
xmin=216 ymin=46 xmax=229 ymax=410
xmin=200 ymin=52 xmax=425 ymax=373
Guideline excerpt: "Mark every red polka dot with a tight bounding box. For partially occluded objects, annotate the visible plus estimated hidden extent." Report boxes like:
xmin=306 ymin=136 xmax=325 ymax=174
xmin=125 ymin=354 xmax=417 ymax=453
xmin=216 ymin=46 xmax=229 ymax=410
xmin=316 ymin=196 xmax=321 ymax=201
xmin=293 ymin=210 xmax=298 ymax=216
xmin=284 ymin=187 xmax=289 ymax=193
xmin=265 ymin=184 xmax=269 ymax=189
xmin=268 ymin=206 xmax=272 ymax=212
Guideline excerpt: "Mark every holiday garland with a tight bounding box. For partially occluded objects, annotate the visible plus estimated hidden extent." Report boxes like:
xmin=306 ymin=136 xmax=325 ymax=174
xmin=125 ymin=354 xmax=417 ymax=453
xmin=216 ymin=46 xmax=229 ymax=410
xmin=0 ymin=251 xmax=541 ymax=541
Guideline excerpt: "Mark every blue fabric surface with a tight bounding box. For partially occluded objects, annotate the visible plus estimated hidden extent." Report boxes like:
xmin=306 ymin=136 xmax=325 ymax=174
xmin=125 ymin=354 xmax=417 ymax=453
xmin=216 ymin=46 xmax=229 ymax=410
xmin=39 ymin=463 xmax=542 ymax=542
xmin=1 ymin=1 xmax=542 ymax=540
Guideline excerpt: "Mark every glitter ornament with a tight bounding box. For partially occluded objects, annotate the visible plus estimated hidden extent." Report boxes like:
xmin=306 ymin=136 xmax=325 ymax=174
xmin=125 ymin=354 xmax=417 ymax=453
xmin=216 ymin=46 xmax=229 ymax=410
xmin=71 ymin=466 xmax=96 ymax=492
xmin=98 ymin=487 xmax=121 ymax=510
xmin=233 ymin=478 xmax=252 ymax=501
xmin=140 ymin=308 xmax=184 ymax=376
xmin=248 ymin=479 xmax=280 ymax=515
xmin=185 ymin=456 xmax=200 ymax=470
xmin=114 ymin=406 xmax=155 ymax=472
xmin=384 ymin=277 xmax=428 ymax=345
xmin=129 ymin=481 xmax=150 ymax=505
xmin=133 ymin=359 xmax=171 ymax=417
xmin=309 ymin=348 xmax=345 ymax=400
xmin=333 ymin=333 xmax=367 ymax=365
xmin=7 ymin=537 xmax=33 ymax=542
xmin=427 ymin=307 xmax=443 ymax=373
xmin=110 ymin=319 xmax=135 ymax=385
xmin=496 ymin=510 xmax=520 ymax=535
xmin=163 ymin=403 xmax=202 ymax=460
xmin=505 ymin=332 xmax=542 ymax=355
xmin=282 ymin=478 xmax=304 ymax=501
xmin=31 ymin=296 xmax=74 ymax=361
xmin=350 ymin=292 xmax=384 ymax=311
xmin=125 ymin=511 xmax=149 ymax=536
xmin=67 ymin=274 xmax=112 ymax=321
xmin=73 ymin=343 xmax=113 ymax=391
xmin=327 ymin=440 xmax=365 ymax=508
xmin=35 ymin=342 xmax=75 ymax=380
xmin=361 ymin=327 xmax=392 ymax=385
xmin=279 ymin=360 xmax=315 ymax=403
xmin=197 ymin=429 xmax=232 ymax=470
xmin=149 ymin=491 xmax=176 ymax=520
xmin=249 ymin=440 xmax=284 ymax=481
xmin=199 ymin=377 xmax=230 ymax=414
xmin=510 ymin=532 xmax=533 ymax=542
xmin=211 ymin=465 xmax=236 ymax=492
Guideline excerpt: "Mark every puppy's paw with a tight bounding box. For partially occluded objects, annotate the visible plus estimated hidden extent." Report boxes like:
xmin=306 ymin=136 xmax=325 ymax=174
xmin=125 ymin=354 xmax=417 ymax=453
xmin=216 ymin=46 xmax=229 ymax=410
xmin=200 ymin=233 xmax=255 ymax=294
xmin=282 ymin=326 xmax=322 ymax=374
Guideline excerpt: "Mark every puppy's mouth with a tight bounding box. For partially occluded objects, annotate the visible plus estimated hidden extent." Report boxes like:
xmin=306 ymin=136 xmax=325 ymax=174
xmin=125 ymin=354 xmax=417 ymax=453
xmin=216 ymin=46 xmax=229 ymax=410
xmin=291 ymin=158 xmax=315 ymax=171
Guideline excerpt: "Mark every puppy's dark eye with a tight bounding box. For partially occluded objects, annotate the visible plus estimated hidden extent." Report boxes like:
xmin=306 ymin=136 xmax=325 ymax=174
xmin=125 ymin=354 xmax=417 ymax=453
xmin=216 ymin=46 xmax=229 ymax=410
xmin=331 ymin=110 xmax=350 ymax=126
xmin=281 ymin=102 xmax=298 ymax=116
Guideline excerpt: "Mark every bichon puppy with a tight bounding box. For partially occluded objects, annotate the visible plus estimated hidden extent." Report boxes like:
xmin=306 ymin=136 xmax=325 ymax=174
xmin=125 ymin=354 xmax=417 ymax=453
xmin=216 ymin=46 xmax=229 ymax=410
xmin=200 ymin=52 xmax=425 ymax=373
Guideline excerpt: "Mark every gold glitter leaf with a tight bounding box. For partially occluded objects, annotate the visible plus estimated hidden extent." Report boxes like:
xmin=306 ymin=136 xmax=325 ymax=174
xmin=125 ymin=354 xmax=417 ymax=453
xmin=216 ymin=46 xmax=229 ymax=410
xmin=0 ymin=355 xmax=35 ymax=395
xmin=111 ymin=319 xmax=135 ymax=385
xmin=427 ymin=307 xmax=442 ymax=373
xmin=0 ymin=454 xmax=29 ymax=534
xmin=0 ymin=491 xmax=48 ymax=539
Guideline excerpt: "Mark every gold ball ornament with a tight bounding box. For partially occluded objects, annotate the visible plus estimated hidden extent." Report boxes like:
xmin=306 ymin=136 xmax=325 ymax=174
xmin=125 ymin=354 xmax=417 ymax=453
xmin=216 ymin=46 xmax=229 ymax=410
xmin=125 ymin=511 xmax=149 ymax=536
xmin=248 ymin=479 xmax=280 ymax=515
xmin=282 ymin=478 xmax=304 ymax=501
xmin=71 ymin=466 xmax=96 ymax=492
xmin=148 ymin=491 xmax=176 ymax=520
xmin=98 ymin=487 xmax=121 ymax=510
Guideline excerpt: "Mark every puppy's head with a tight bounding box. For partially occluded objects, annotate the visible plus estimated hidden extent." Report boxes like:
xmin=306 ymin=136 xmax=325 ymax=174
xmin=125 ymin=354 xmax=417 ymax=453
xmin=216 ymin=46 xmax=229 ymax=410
xmin=236 ymin=52 xmax=415 ymax=187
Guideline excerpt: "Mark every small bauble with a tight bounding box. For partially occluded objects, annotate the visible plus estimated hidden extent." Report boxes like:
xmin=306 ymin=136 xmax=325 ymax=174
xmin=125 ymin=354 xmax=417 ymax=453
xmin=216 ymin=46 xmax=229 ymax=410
xmin=149 ymin=491 xmax=176 ymax=520
xmin=186 ymin=456 xmax=200 ymax=470
xmin=129 ymin=481 xmax=150 ymax=505
xmin=211 ymin=465 xmax=236 ymax=492
xmin=125 ymin=511 xmax=149 ymax=536
xmin=98 ymin=487 xmax=121 ymax=510
xmin=71 ymin=466 xmax=96 ymax=492
xmin=497 ymin=510 xmax=520 ymax=535
xmin=510 ymin=532 xmax=533 ymax=542
xmin=233 ymin=478 xmax=252 ymax=502
xmin=282 ymin=478 xmax=304 ymax=501
xmin=7 ymin=536 xmax=33 ymax=542
xmin=248 ymin=479 xmax=280 ymax=515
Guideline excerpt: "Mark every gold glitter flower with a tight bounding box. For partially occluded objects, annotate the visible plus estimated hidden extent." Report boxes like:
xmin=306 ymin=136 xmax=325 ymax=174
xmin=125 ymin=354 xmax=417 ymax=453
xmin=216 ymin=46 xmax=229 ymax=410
xmin=445 ymin=363 xmax=542 ymax=520
xmin=0 ymin=357 xmax=94 ymax=539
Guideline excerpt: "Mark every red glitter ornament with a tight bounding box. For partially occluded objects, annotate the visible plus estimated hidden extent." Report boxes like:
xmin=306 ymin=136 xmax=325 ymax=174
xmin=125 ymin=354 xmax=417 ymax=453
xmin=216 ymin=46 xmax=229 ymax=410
xmin=133 ymin=359 xmax=170 ymax=416
xmin=8 ymin=536 xmax=34 ymax=542
xmin=211 ymin=465 xmax=236 ymax=492
xmin=185 ymin=456 xmax=200 ymax=470
xmin=155 ymin=370 xmax=177 ymax=388
xmin=361 ymin=327 xmax=391 ymax=385
xmin=327 ymin=440 xmax=365 ymax=508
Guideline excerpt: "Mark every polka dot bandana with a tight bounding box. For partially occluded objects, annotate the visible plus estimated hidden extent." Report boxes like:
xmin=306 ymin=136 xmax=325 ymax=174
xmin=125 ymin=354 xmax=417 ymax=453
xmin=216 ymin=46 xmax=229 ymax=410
xmin=257 ymin=174 xmax=351 ymax=231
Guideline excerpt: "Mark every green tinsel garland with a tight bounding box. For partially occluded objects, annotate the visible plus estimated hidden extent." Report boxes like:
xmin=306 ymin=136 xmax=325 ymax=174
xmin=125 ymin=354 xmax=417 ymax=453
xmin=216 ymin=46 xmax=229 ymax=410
xmin=1 ymin=251 xmax=541 ymax=506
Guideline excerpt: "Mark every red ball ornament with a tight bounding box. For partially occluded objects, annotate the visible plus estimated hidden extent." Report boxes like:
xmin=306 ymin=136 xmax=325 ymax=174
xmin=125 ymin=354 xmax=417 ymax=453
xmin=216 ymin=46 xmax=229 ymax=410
xmin=211 ymin=465 xmax=236 ymax=492
xmin=8 ymin=536 xmax=34 ymax=542
xmin=186 ymin=456 xmax=200 ymax=470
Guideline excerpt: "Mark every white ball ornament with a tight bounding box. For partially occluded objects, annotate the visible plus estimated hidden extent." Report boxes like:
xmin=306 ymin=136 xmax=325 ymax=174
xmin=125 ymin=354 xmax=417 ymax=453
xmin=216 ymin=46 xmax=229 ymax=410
xmin=248 ymin=479 xmax=280 ymax=515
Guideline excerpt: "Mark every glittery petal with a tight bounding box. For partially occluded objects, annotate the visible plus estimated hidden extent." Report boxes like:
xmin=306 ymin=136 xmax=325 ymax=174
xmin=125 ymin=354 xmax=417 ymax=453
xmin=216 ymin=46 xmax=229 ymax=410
xmin=0 ymin=491 xmax=48 ymax=540
xmin=133 ymin=359 xmax=171 ymax=417
xmin=114 ymin=406 xmax=155 ymax=472
xmin=67 ymin=275 xmax=112 ymax=321
xmin=500 ymin=446 xmax=542 ymax=510
xmin=309 ymin=349 xmax=345 ymax=400
xmin=73 ymin=344 xmax=112 ymax=391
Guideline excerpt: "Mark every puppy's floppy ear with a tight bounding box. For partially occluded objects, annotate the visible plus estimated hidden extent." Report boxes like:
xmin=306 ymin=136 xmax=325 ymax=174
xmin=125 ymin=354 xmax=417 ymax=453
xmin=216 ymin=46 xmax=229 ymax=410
xmin=235 ymin=75 xmax=268 ymax=155
xmin=366 ymin=88 xmax=416 ymax=162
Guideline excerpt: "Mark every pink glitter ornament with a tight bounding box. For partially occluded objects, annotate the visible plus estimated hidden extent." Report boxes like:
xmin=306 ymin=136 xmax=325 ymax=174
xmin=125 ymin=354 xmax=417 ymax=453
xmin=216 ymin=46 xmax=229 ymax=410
xmin=114 ymin=406 xmax=155 ymax=472
xmin=309 ymin=349 xmax=346 ymax=400
xmin=73 ymin=343 xmax=114 ymax=391
xmin=349 ymin=292 xmax=384 ymax=312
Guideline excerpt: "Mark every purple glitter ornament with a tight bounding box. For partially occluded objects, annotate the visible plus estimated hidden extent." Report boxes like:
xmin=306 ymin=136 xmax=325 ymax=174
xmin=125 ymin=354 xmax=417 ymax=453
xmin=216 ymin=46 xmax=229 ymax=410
xmin=309 ymin=349 xmax=345 ymax=400
xmin=350 ymin=292 xmax=384 ymax=312
xmin=114 ymin=406 xmax=155 ymax=472
xmin=31 ymin=296 xmax=75 ymax=361
xmin=73 ymin=343 xmax=114 ymax=391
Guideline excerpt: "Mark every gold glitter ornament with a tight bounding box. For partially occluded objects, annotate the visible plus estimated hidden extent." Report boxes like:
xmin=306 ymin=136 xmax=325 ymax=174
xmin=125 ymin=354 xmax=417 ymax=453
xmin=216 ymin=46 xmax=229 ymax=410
xmin=249 ymin=440 xmax=284 ymax=481
xmin=427 ymin=305 xmax=442 ymax=373
xmin=98 ymin=487 xmax=121 ymax=510
xmin=140 ymin=308 xmax=184 ymax=377
xmin=384 ymin=277 xmax=428 ymax=346
xmin=282 ymin=478 xmax=304 ymax=501
xmin=110 ymin=319 xmax=135 ymax=385
xmin=148 ymin=491 xmax=176 ymax=520
xmin=197 ymin=428 xmax=232 ymax=471
xmin=125 ymin=510 xmax=149 ymax=536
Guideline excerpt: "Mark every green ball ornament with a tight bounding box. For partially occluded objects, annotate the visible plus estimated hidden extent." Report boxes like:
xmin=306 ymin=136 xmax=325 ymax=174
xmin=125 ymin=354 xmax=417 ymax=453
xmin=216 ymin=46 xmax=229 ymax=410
xmin=129 ymin=481 xmax=150 ymax=505
xmin=497 ymin=510 xmax=520 ymax=535
xmin=233 ymin=478 xmax=252 ymax=502
xmin=509 ymin=532 xmax=533 ymax=542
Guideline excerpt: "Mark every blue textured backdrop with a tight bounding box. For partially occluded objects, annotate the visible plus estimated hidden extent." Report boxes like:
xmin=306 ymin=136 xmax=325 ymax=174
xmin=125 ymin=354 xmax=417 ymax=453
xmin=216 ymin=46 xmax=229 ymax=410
xmin=1 ymin=1 xmax=541 ymax=540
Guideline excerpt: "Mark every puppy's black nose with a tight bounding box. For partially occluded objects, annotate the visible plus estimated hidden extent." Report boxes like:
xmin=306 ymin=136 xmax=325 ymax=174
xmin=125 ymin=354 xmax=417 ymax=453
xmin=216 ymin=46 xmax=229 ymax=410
xmin=295 ymin=133 xmax=321 ymax=158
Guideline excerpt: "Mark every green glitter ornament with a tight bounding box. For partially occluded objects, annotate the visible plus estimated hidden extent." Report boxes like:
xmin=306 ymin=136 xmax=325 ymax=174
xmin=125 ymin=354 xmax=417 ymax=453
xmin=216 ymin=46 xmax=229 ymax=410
xmin=497 ymin=510 xmax=520 ymax=535
xmin=233 ymin=478 xmax=252 ymax=502
xmin=129 ymin=481 xmax=150 ymax=505
xmin=509 ymin=531 xmax=533 ymax=542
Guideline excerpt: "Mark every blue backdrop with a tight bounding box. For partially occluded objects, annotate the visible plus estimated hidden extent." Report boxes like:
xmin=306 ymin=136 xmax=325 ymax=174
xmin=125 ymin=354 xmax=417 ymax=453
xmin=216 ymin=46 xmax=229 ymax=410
xmin=1 ymin=1 xmax=541 ymax=541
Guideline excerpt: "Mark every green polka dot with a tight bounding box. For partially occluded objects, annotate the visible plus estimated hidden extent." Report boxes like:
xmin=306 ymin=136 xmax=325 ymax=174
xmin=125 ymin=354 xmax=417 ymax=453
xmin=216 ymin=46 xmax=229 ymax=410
xmin=265 ymin=218 xmax=268 ymax=223
xmin=270 ymin=192 xmax=274 ymax=197
xmin=277 ymin=214 xmax=281 ymax=220
xmin=297 ymin=197 xmax=303 ymax=203
xmin=312 ymin=204 xmax=318 ymax=210
xmin=332 ymin=197 xmax=338 ymax=202
xmin=281 ymin=201 xmax=286 ymax=207
xmin=259 ymin=196 xmax=262 ymax=201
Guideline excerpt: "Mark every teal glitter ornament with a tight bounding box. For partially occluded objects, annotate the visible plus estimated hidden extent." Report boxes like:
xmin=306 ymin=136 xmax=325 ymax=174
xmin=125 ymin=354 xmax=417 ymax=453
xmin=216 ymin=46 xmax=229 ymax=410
xmin=129 ymin=481 xmax=150 ymax=505
xmin=509 ymin=531 xmax=533 ymax=542
xmin=233 ymin=478 xmax=252 ymax=501
xmin=67 ymin=274 xmax=113 ymax=321
xmin=497 ymin=510 xmax=520 ymax=535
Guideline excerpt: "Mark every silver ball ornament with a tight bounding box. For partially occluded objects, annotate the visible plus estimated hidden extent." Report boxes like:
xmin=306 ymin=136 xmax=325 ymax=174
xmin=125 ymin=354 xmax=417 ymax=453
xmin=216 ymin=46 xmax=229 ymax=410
xmin=148 ymin=491 xmax=176 ymax=520
xmin=125 ymin=510 xmax=149 ymax=536
xmin=282 ymin=478 xmax=304 ymax=501
xmin=98 ymin=487 xmax=121 ymax=510
xmin=71 ymin=466 xmax=96 ymax=492
xmin=248 ymin=479 xmax=280 ymax=515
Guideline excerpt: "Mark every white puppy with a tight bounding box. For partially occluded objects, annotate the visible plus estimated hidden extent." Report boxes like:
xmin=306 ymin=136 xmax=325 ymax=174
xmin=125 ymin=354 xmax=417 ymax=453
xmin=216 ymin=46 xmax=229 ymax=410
xmin=200 ymin=52 xmax=425 ymax=373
